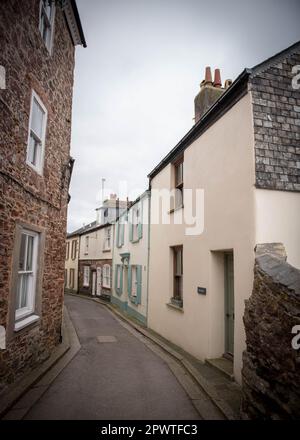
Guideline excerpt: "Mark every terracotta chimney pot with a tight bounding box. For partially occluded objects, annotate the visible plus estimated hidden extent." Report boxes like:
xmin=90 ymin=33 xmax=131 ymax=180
xmin=213 ymin=68 xmax=222 ymax=88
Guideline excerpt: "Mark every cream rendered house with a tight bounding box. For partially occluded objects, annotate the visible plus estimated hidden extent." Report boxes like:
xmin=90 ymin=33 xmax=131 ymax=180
xmin=112 ymin=191 xmax=150 ymax=325
xmin=65 ymin=232 xmax=80 ymax=293
xmin=147 ymin=42 xmax=300 ymax=384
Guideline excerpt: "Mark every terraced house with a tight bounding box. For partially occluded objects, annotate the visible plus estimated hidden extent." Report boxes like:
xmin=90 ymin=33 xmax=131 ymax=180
xmin=75 ymin=195 xmax=128 ymax=300
xmin=112 ymin=191 xmax=150 ymax=325
xmin=147 ymin=41 xmax=300 ymax=384
xmin=0 ymin=0 xmax=86 ymax=393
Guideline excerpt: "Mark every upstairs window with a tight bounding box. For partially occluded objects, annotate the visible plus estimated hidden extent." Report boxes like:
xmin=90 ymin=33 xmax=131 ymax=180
xmin=65 ymin=242 xmax=70 ymax=260
xmin=71 ymin=240 xmax=77 ymax=260
xmin=84 ymin=236 xmax=89 ymax=255
xmin=27 ymin=91 xmax=47 ymax=175
xmin=39 ymin=0 xmax=56 ymax=53
xmin=174 ymin=157 xmax=184 ymax=209
xmin=103 ymin=227 xmax=111 ymax=251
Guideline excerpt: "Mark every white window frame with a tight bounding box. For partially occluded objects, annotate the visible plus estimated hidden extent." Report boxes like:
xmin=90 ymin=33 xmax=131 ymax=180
xmin=83 ymin=265 xmax=90 ymax=287
xmin=39 ymin=0 xmax=56 ymax=54
xmin=132 ymin=206 xmax=141 ymax=242
xmin=102 ymin=264 xmax=111 ymax=288
xmin=15 ymin=229 xmax=39 ymax=324
xmin=26 ymin=90 xmax=48 ymax=175
xmin=131 ymin=265 xmax=137 ymax=297
xmin=103 ymin=227 xmax=111 ymax=251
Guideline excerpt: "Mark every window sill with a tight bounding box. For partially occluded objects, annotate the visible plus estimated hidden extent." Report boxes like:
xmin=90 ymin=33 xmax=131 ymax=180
xmin=166 ymin=302 xmax=184 ymax=313
xmin=14 ymin=315 xmax=39 ymax=332
xmin=102 ymin=285 xmax=111 ymax=289
xmin=103 ymin=249 xmax=111 ymax=253
xmin=169 ymin=205 xmax=184 ymax=214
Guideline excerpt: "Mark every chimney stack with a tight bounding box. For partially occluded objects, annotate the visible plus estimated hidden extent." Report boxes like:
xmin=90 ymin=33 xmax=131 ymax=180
xmin=194 ymin=66 xmax=225 ymax=124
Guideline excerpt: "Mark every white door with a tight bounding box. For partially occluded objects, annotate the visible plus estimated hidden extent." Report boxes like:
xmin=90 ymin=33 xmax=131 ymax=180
xmin=96 ymin=267 xmax=102 ymax=296
xmin=92 ymin=271 xmax=96 ymax=296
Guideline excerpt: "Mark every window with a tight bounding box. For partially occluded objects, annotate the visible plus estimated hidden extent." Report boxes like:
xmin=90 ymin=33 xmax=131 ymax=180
xmin=39 ymin=0 xmax=56 ymax=53
xmin=83 ymin=266 xmax=90 ymax=287
xmin=117 ymin=221 xmax=125 ymax=248
xmin=128 ymin=265 xmax=142 ymax=305
xmin=69 ymin=269 xmax=75 ymax=289
xmin=174 ymin=157 xmax=184 ymax=209
xmin=71 ymin=240 xmax=77 ymax=260
xmin=130 ymin=206 xmax=142 ymax=242
xmin=131 ymin=266 xmax=137 ymax=297
xmin=115 ymin=265 xmax=123 ymax=295
xmin=66 ymin=241 xmax=70 ymax=260
xmin=27 ymin=91 xmax=47 ymax=174
xmin=102 ymin=265 xmax=111 ymax=288
xmin=15 ymin=229 xmax=39 ymax=327
xmin=64 ymin=269 xmax=67 ymax=287
xmin=103 ymin=227 xmax=111 ymax=251
xmin=133 ymin=208 xmax=140 ymax=242
xmin=172 ymin=246 xmax=183 ymax=307
xmin=84 ymin=236 xmax=89 ymax=255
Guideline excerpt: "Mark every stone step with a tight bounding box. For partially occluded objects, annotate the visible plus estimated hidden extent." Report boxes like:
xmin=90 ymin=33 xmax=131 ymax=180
xmin=205 ymin=357 xmax=234 ymax=381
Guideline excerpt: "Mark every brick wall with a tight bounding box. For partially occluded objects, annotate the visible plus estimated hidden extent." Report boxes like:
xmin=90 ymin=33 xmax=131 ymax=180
xmin=0 ymin=0 xmax=75 ymax=393
xmin=249 ymin=45 xmax=300 ymax=191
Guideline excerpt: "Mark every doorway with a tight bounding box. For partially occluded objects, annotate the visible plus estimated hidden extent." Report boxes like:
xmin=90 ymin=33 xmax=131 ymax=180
xmin=96 ymin=267 xmax=101 ymax=296
xmin=224 ymin=252 xmax=234 ymax=356
xmin=92 ymin=271 xmax=96 ymax=296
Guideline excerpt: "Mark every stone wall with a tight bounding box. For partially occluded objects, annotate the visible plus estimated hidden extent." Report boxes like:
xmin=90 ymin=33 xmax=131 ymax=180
xmin=0 ymin=0 xmax=75 ymax=393
xmin=241 ymin=244 xmax=300 ymax=419
xmin=249 ymin=43 xmax=300 ymax=192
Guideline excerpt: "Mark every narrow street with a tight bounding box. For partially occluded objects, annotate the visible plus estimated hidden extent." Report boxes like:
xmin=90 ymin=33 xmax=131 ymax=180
xmin=23 ymin=295 xmax=200 ymax=420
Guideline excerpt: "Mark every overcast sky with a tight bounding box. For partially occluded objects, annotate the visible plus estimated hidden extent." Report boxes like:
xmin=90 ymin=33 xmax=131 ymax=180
xmin=68 ymin=0 xmax=300 ymax=232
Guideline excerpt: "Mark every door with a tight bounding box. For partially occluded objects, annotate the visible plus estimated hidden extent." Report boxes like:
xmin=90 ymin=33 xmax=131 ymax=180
xmin=96 ymin=267 xmax=102 ymax=296
xmin=92 ymin=271 xmax=96 ymax=296
xmin=224 ymin=252 xmax=234 ymax=356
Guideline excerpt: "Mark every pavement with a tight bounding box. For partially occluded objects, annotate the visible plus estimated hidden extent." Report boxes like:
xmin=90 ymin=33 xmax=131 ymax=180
xmin=9 ymin=295 xmax=204 ymax=420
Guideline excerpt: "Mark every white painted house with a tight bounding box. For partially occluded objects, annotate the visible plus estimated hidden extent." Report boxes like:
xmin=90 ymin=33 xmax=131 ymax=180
xmin=112 ymin=191 xmax=150 ymax=325
xmin=147 ymin=42 xmax=300 ymax=384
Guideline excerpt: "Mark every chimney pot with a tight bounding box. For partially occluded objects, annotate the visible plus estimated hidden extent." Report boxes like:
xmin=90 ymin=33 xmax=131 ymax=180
xmin=204 ymin=66 xmax=212 ymax=85
xmin=213 ymin=68 xmax=222 ymax=88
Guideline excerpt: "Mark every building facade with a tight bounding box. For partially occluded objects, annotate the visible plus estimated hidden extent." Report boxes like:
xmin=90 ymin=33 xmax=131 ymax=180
xmin=112 ymin=191 xmax=150 ymax=325
xmin=65 ymin=232 xmax=80 ymax=294
xmin=78 ymin=223 xmax=114 ymax=300
xmin=147 ymin=42 xmax=300 ymax=384
xmin=0 ymin=0 xmax=85 ymax=393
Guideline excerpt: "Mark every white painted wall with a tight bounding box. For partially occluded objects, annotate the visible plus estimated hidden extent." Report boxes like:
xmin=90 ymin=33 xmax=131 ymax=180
xmin=255 ymin=188 xmax=300 ymax=269
xmin=148 ymin=93 xmax=256 ymax=384
xmin=112 ymin=192 xmax=150 ymax=320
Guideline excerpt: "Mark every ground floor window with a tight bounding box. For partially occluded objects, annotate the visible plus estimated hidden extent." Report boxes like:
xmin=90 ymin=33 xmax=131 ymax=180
xmin=128 ymin=265 xmax=142 ymax=304
xmin=64 ymin=269 xmax=67 ymax=287
xmin=102 ymin=264 xmax=111 ymax=288
xmin=13 ymin=227 xmax=41 ymax=331
xmin=70 ymin=268 xmax=75 ymax=289
xmin=83 ymin=265 xmax=90 ymax=287
xmin=172 ymin=246 xmax=183 ymax=307
xmin=115 ymin=265 xmax=123 ymax=295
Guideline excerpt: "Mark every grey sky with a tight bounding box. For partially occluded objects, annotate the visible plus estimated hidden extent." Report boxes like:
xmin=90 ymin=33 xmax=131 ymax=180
xmin=68 ymin=0 xmax=300 ymax=232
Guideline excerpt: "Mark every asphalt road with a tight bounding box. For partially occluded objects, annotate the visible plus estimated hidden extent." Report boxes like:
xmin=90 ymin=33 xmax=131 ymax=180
xmin=24 ymin=295 xmax=200 ymax=420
